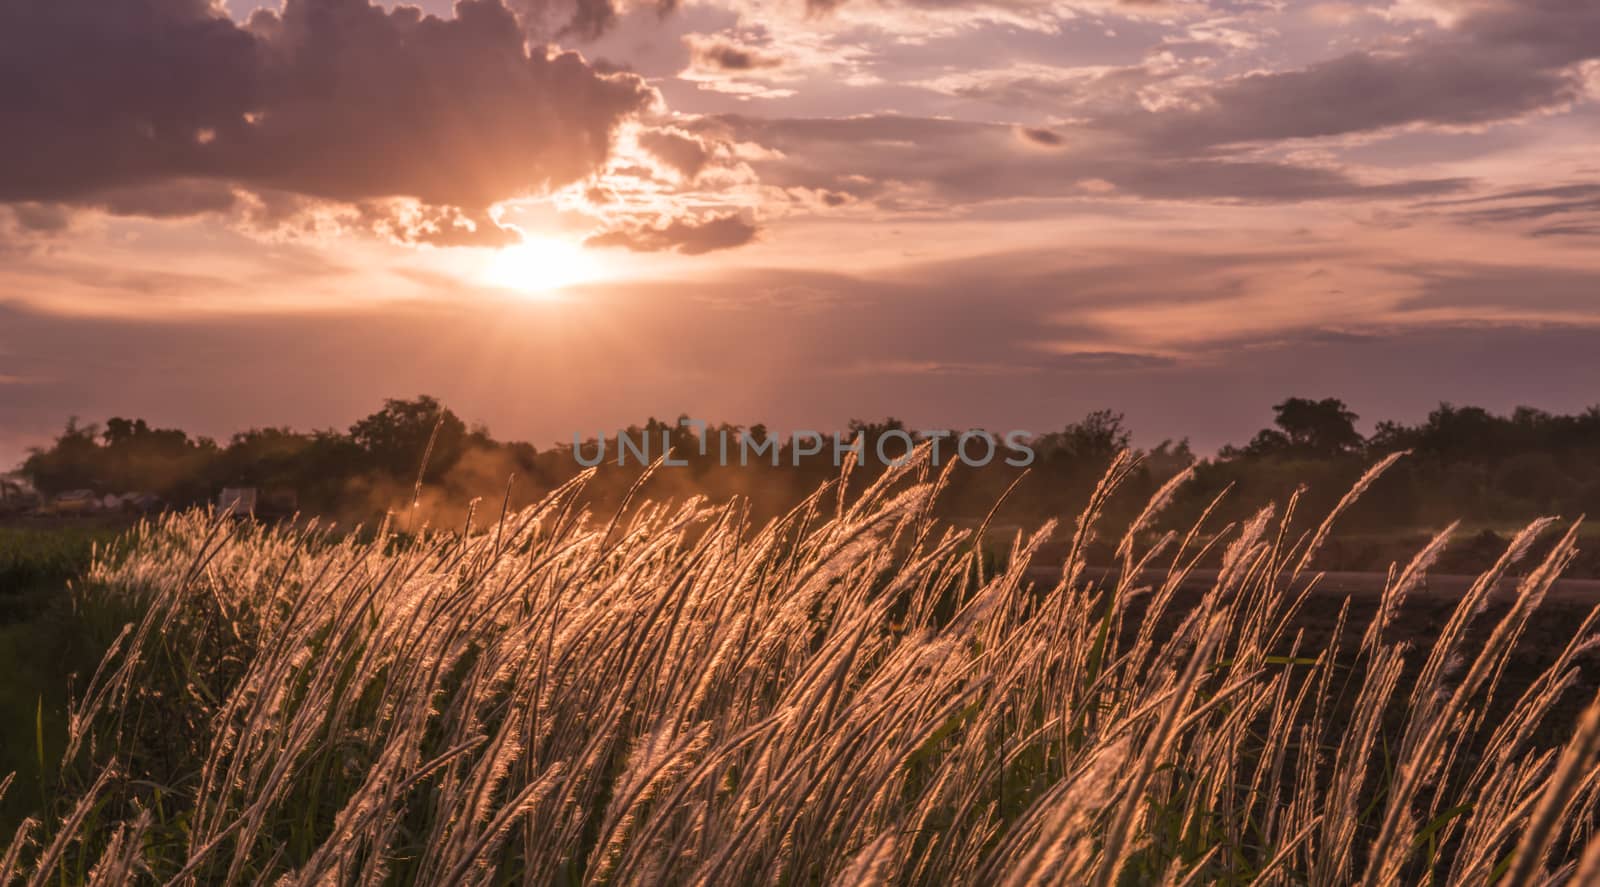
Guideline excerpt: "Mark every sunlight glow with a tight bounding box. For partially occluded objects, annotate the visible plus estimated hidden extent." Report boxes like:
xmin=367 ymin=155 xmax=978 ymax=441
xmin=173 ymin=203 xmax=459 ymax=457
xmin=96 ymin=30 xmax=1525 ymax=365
xmin=483 ymin=237 xmax=603 ymax=296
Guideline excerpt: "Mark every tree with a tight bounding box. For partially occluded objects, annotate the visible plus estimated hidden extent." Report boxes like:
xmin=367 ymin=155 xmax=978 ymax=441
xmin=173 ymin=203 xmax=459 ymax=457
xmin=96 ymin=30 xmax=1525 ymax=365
xmin=220 ymin=427 xmax=314 ymax=486
xmin=103 ymin=417 xmax=152 ymax=446
xmin=22 ymin=419 xmax=103 ymax=494
xmin=1366 ymin=419 xmax=1416 ymax=454
xmin=1271 ymin=398 xmax=1363 ymax=456
xmin=846 ymin=418 xmax=910 ymax=466
xmin=1037 ymin=410 xmax=1132 ymax=463
xmin=1145 ymin=438 xmax=1196 ymax=480
xmin=349 ymin=396 xmax=467 ymax=481
xmin=97 ymin=417 xmax=211 ymax=497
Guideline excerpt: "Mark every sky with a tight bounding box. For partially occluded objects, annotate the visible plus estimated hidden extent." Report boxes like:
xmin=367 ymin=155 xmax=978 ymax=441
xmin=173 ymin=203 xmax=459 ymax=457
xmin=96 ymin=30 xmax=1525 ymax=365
xmin=2 ymin=0 xmax=1598 ymax=468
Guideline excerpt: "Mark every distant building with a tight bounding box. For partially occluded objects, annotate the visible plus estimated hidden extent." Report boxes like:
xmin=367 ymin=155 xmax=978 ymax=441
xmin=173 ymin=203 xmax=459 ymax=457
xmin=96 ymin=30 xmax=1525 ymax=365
xmin=219 ymin=488 xmax=258 ymax=517
xmin=51 ymin=490 xmax=100 ymax=514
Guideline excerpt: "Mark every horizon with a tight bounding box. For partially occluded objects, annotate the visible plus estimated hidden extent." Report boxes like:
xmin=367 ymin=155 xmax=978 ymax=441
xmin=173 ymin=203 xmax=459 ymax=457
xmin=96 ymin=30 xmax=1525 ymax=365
xmin=8 ymin=386 xmax=1600 ymax=476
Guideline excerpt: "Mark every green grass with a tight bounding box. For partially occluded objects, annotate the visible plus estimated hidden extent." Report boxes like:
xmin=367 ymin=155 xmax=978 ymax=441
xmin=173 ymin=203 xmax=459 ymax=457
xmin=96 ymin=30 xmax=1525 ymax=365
xmin=0 ymin=527 xmax=123 ymax=619
xmin=0 ymin=526 xmax=134 ymax=836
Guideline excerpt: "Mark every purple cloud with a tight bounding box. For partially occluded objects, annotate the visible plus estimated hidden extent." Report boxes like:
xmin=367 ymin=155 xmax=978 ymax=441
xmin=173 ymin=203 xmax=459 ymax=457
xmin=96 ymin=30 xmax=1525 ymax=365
xmin=0 ymin=0 xmax=653 ymax=240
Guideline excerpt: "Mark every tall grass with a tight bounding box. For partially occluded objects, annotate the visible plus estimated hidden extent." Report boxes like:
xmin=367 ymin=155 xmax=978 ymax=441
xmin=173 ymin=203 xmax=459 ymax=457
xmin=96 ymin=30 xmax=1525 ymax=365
xmin=4 ymin=450 xmax=1599 ymax=884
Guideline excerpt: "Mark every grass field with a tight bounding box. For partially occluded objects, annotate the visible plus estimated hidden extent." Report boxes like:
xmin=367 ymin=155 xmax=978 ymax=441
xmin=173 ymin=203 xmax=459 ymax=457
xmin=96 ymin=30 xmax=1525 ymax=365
xmin=0 ymin=525 xmax=132 ymax=835
xmin=0 ymin=526 xmax=125 ymax=619
xmin=2 ymin=452 xmax=1599 ymax=884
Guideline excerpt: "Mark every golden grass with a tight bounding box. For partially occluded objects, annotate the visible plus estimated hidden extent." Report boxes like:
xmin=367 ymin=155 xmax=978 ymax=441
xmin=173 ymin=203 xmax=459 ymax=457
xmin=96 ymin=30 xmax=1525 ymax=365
xmin=4 ymin=449 xmax=1599 ymax=884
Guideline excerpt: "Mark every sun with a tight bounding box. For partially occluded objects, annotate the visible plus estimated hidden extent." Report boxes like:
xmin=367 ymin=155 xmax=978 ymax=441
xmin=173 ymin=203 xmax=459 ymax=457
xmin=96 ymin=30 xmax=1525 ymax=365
xmin=483 ymin=237 xmax=603 ymax=296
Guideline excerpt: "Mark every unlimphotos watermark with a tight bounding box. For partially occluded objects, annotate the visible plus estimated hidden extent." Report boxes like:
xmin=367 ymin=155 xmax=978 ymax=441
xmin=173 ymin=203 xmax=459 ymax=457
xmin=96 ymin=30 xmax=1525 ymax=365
xmin=571 ymin=419 xmax=1036 ymax=469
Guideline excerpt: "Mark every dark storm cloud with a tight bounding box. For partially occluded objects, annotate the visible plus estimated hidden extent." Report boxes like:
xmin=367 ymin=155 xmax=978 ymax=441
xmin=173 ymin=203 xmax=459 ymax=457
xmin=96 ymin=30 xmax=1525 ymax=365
xmin=586 ymin=212 xmax=760 ymax=254
xmin=695 ymin=115 xmax=1468 ymax=206
xmin=0 ymin=0 xmax=652 ymax=226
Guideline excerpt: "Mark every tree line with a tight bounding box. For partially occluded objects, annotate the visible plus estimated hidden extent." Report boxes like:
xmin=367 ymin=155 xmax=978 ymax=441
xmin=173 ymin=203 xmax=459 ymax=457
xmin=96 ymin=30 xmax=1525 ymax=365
xmin=13 ymin=396 xmax=1600 ymax=544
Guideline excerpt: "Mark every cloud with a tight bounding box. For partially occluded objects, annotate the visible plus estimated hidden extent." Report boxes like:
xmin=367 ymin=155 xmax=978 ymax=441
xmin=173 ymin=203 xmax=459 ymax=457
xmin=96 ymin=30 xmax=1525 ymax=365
xmin=695 ymin=114 xmax=1467 ymax=207
xmin=0 ymin=204 xmax=76 ymax=257
xmin=1034 ymin=351 xmax=1178 ymax=371
xmin=358 ymin=201 xmax=525 ymax=248
xmin=685 ymin=34 xmax=786 ymax=73
xmin=822 ymin=350 xmax=1178 ymax=376
xmin=1434 ymin=182 xmax=1600 ymax=222
xmin=918 ymin=56 xmax=1187 ymax=118
xmin=504 ymin=0 xmax=677 ymax=43
xmin=586 ymin=212 xmax=760 ymax=254
xmin=86 ymin=180 xmax=242 ymax=219
xmin=7 ymin=204 xmax=75 ymax=234
xmin=1412 ymin=181 xmax=1600 ymax=238
xmin=636 ymin=128 xmax=714 ymax=181
xmin=1017 ymin=127 xmax=1065 ymax=147
xmin=897 ymin=1 xmax=1597 ymax=164
xmin=1123 ymin=52 xmax=1577 ymax=150
xmin=10 ymin=252 xmax=1600 ymax=457
xmin=1112 ymin=0 xmax=1600 ymax=150
xmin=0 ymin=0 xmax=653 ymax=232
xmin=505 ymin=0 xmax=622 ymax=41
xmin=1399 ymin=263 xmax=1600 ymax=317
xmin=1530 ymin=224 xmax=1600 ymax=238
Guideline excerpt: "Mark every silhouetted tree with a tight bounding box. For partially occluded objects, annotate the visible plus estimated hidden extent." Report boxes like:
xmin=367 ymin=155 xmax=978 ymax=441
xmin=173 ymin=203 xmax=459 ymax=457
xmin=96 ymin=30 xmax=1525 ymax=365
xmin=22 ymin=419 xmax=102 ymax=495
xmin=1226 ymin=398 xmax=1363 ymax=458
xmin=1272 ymin=398 xmax=1362 ymax=455
xmin=349 ymin=395 xmax=466 ymax=481
xmin=14 ymin=395 xmax=1600 ymax=544
xmin=847 ymin=418 xmax=912 ymax=467
xmin=1037 ymin=410 xmax=1131 ymax=463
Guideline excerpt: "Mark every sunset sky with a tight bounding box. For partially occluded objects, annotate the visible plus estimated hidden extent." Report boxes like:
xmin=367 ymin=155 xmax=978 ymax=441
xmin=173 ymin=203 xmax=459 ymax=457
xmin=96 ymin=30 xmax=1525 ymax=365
xmin=3 ymin=0 xmax=1599 ymax=467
